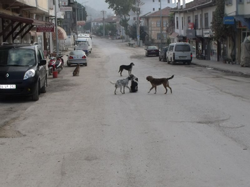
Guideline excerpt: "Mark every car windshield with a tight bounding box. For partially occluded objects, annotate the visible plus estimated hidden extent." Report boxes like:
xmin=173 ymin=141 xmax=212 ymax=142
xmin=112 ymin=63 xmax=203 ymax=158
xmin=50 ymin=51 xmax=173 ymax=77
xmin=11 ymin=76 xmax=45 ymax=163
xmin=148 ymin=46 xmax=158 ymax=50
xmin=175 ymin=45 xmax=191 ymax=52
xmin=0 ymin=48 xmax=35 ymax=66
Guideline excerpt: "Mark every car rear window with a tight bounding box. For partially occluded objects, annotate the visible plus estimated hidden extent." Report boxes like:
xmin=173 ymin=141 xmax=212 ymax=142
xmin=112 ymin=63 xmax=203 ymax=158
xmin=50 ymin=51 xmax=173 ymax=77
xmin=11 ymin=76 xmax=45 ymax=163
xmin=175 ymin=45 xmax=191 ymax=52
xmin=70 ymin=51 xmax=84 ymax=55
xmin=148 ymin=46 xmax=158 ymax=50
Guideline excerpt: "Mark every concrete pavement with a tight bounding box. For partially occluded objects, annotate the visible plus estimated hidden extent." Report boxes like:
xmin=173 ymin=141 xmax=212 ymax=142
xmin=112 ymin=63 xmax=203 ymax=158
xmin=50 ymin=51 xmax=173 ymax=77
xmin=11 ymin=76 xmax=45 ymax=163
xmin=191 ymin=58 xmax=250 ymax=77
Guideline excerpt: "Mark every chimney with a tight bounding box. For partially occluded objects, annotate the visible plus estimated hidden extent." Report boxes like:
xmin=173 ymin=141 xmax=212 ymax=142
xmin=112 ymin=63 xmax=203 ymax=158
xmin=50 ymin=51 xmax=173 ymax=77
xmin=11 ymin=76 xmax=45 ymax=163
xmin=183 ymin=0 xmax=186 ymax=8
xmin=178 ymin=0 xmax=180 ymax=9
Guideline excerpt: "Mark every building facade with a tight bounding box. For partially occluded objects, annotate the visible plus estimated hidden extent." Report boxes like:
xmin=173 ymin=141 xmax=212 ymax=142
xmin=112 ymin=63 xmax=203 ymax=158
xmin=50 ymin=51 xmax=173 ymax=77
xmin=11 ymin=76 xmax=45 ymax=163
xmin=224 ymin=0 xmax=250 ymax=64
xmin=171 ymin=0 xmax=217 ymax=61
xmin=128 ymin=0 xmax=177 ymax=26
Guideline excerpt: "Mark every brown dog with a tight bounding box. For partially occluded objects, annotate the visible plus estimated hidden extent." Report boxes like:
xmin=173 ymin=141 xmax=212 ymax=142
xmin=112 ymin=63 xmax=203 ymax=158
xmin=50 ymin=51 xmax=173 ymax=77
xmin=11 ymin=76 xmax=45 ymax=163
xmin=73 ymin=64 xmax=80 ymax=76
xmin=146 ymin=75 xmax=174 ymax=94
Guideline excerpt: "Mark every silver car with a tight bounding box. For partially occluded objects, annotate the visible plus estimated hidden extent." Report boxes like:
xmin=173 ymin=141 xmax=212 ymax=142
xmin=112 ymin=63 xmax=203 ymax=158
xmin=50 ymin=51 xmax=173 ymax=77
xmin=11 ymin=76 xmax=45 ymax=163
xmin=67 ymin=50 xmax=87 ymax=66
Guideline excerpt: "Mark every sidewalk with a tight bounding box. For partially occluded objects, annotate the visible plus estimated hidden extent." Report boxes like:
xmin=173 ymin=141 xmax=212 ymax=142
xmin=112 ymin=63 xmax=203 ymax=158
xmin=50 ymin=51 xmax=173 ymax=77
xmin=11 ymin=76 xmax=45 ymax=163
xmin=191 ymin=58 xmax=250 ymax=77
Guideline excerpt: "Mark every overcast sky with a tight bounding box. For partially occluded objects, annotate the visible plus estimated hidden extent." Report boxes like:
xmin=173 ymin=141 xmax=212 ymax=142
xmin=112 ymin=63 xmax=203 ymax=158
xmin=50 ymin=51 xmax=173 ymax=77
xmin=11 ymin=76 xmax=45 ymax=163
xmin=79 ymin=0 xmax=193 ymax=13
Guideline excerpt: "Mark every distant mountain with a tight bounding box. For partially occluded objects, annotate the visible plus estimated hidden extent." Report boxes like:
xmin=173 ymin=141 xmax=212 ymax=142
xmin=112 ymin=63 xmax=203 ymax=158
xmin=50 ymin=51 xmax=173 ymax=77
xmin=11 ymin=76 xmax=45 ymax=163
xmin=85 ymin=6 xmax=113 ymax=21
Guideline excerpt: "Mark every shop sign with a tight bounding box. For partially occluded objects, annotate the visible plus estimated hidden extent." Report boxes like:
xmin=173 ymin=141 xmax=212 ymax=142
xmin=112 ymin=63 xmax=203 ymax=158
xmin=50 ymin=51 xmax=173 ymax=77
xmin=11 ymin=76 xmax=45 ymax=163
xmin=60 ymin=7 xmax=72 ymax=12
xmin=36 ymin=25 xmax=54 ymax=32
xmin=223 ymin=16 xmax=235 ymax=25
xmin=61 ymin=0 xmax=68 ymax=6
xmin=203 ymin=30 xmax=210 ymax=37
xmin=77 ymin=21 xmax=86 ymax=26
xmin=186 ymin=29 xmax=196 ymax=39
xmin=188 ymin=23 xmax=194 ymax=29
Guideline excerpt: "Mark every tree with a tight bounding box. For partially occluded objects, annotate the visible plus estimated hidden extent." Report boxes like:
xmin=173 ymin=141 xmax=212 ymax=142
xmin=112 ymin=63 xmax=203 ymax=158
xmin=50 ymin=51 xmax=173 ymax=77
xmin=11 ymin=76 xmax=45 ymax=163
xmin=128 ymin=24 xmax=147 ymax=42
xmin=105 ymin=0 xmax=136 ymax=35
xmin=211 ymin=0 xmax=236 ymax=60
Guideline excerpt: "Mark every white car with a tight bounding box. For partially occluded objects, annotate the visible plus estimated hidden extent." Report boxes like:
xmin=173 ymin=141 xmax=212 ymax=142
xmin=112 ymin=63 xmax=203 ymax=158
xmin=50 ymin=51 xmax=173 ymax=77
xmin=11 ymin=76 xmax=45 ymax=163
xmin=167 ymin=42 xmax=192 ymax=65
xmin=67 ymin=50 xmax=87 ymax=66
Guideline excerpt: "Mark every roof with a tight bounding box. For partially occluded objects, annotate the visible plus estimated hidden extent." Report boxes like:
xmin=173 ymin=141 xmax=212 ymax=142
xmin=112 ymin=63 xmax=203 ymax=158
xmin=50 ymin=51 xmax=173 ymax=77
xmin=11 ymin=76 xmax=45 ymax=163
xmin=171 ymin=0 xmax=215 ymax=12
xmin=141 ymin=7 xmax=172 ymax=18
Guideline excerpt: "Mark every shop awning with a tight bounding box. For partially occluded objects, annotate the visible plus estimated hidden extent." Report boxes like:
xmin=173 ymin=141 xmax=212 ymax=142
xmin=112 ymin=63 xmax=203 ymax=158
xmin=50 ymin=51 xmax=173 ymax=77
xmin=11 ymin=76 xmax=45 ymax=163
xmin=52 ymin=26 xmax=67 ymax=40
xmin=169 ymin=32 xmax=179 ymax=38
xmin=0 ymin=12 xmax=53 ymax=42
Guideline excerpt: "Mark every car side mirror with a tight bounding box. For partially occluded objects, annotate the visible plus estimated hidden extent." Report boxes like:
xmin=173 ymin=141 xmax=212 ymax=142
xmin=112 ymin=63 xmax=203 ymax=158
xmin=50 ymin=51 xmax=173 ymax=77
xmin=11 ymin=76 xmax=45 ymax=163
xmin=39 ymin=59 xmax=46 ymax=66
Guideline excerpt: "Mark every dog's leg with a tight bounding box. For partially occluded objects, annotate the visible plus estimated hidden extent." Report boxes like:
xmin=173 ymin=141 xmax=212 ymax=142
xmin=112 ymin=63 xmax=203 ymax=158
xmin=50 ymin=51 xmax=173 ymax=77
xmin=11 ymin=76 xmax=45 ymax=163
xmin=154 ymin=86 xmax=157 ymax=94
xmin=168 ymin=86 xmax=172 ymax=93
xmin=126 ymin=85 xmax=130 ymax=93
xmin=148 ymin=86 xmax=154 ymax=93
xmin=120 ymin=86 xmax=123 ymax=94
xmin=120 ymin=69 xmax=123 ymax=76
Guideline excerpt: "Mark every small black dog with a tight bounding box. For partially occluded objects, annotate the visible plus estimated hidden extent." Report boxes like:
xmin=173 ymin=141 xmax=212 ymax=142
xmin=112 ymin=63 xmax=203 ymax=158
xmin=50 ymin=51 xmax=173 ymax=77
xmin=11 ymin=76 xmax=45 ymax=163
xmin=118 ymin=62 xmax=135 ymax=76
xmin=130 ymin=75 xmax=138 ymax=93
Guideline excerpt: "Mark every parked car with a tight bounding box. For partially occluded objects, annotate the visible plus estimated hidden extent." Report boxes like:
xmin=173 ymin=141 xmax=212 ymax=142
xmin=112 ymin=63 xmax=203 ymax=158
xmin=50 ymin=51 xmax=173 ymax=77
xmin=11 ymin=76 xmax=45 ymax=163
xmin=0 ymin=44 xmax=47 ymax=101
xmin=159 ymin=46 xmax=169 ymax=62
xmin=166 ymin=42 xmax=192 ymax=65
xmin=75 ymin=37 xmax=92 ymax=53
xmin=145 ymin=46 xmax=159 ymax=57
xmin=74 ymin=42 xmax=90 ymax=56
xmin=67 ymin=50 xmax=87 ymax=66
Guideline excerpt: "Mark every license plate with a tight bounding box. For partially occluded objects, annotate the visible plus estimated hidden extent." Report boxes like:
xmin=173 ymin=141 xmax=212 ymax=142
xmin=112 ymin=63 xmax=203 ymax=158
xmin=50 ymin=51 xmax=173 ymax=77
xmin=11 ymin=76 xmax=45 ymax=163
xmin=179 ymin=56 xmax=187 ymax=59
xmin=0 ymin=85 xmax=16 ymax=89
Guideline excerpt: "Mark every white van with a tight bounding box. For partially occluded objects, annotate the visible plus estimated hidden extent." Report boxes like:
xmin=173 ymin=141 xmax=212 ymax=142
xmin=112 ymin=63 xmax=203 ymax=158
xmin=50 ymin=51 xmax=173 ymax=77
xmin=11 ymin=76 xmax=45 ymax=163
xmin=166 ymin=42 xmax=192 ymax=65
xmin=75 ymin=38 xmax=92 ymax=53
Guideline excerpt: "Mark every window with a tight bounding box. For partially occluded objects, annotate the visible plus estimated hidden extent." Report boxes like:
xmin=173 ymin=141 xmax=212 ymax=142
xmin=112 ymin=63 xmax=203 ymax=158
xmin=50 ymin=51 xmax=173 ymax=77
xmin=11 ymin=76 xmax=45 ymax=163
xmin=239 ymin=0 xmax=243 ymax=3
xmin=153 ymin=0 xmax=155 ymax=2
xmin=168 ymin=0 xmax=170 ymax=3
xmin=175 ymin=45 xmax=191 ymax=52
xmin=187 ymin=16 xmax=191 ymax=23
xmin=67 ymin=12 xmax=71 ymax=19
xmin=204 ymin=13 xmax=209 ymax=29
xmin=176 ymin=17 xmax=179 ymax=29
xmin=157 ymin=33 xmax=167 ymax=39
xmin=157 ymin=20 xmax=161 ymax=27
xmin=182 ymin=17 xmax=183 ymax=29
xmin=153 ymin=8 xmax=155 ymax=11
xmin=195 ymin=15 xmax=198 ymax=29
xmin=159 ymin=0 xmax=161 ymax=2
xmin=225 ymin=0 xmax=233 ymax=5
xmin=200 ymin=14 xmax=203 ymax=29
xmin=169 ymin=46 xmax=174 ymax=51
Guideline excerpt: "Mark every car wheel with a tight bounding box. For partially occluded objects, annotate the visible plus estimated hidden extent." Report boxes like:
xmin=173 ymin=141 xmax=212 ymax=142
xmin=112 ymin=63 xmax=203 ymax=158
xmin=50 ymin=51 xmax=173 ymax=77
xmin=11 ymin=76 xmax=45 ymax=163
xmin=172 ymin=60 xmax=176 ymax=65
xmin=167 ymin=57 xmax=170 ymax=64
xmin=67 ymin=61 xmax=71 ymax=67
xmin=31 ymin=82 xmax=39 ymax=101
xmin=159 ymin=56 xmax=161 ymax=61
xmin=187 ymin=61 xmax=191 ymax=65
xmin=85 ymin=63 xmax=87 ymax=66
xmin=40 ymin=76 xmax=47 ymax=93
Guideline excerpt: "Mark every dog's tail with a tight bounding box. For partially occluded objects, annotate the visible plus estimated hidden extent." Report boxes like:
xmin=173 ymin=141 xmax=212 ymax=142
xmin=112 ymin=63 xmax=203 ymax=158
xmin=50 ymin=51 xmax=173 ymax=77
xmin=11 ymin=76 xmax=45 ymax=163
xmin=167 ymin=75 xmax=174 ymax=80
xmin=110 ymin=81 xmax=115 ymax=85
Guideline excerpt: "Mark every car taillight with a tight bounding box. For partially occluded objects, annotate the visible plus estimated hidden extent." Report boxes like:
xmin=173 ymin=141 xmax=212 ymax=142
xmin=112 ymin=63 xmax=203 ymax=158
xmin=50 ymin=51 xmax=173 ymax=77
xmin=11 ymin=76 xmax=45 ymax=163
xmin=82 ymin=56 xmax=86 ymax=59
xmin=191 ymin=53 xmax=192 ymax=58
xmin=173 ymin=53 xmax=175 ymax=60
xmin=69 ymin=56 xmax=73 ymax=59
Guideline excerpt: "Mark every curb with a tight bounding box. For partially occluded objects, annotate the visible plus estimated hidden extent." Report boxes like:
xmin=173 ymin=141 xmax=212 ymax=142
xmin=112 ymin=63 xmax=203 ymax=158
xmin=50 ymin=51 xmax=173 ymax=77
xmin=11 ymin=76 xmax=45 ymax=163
xmin=192 ymin=62 xmax=250 ymax=78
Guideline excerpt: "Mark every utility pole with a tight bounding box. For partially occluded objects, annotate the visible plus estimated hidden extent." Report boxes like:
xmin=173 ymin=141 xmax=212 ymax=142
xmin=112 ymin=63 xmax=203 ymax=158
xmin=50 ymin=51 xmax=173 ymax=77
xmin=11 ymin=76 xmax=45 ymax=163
xmin=160 ymin=0 xmax=162 ymax=50
xmin=136 ymin=0 xmax=140 ymax=46
xmin=55 ymin=0 xmax=59 ymax=56
xmin=101 ymin=10 xmax=106 ymax=37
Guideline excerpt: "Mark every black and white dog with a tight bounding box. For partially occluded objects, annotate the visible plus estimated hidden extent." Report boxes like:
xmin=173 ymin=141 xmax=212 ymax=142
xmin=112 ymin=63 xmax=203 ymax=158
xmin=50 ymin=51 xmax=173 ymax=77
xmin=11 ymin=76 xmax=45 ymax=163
xmin=110 ymin=74 xmax=134 ymax=95
xmin=118 ymin=62 xmax=135 ymax=76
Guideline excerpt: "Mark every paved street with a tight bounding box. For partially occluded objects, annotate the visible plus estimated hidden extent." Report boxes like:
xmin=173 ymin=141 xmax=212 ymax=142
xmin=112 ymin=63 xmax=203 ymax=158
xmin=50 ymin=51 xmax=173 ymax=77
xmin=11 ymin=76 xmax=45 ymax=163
xmin=1 ymin=36 xmax=250 ymax=187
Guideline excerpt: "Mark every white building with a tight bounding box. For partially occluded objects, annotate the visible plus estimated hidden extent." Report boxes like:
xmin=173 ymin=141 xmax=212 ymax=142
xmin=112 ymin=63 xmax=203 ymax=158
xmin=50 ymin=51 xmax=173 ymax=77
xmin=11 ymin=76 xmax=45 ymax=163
xmin=224 ymin=0 xmax=250 ymax=63
xmin=128 ymin=0 xmax=177 ymax=25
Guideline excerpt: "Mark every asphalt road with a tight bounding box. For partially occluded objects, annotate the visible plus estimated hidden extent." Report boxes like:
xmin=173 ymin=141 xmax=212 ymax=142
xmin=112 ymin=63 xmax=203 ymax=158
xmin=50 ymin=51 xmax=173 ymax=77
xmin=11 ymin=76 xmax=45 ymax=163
xmin=1 ymin=37 xmax=250 ymax=187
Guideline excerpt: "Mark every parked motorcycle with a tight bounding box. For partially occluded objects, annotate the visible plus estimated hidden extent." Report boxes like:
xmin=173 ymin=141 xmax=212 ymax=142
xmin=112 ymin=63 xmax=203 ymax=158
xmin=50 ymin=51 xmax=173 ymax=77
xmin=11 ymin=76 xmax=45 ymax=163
xmin=48 ymin=53 xmax=64 ymax=75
